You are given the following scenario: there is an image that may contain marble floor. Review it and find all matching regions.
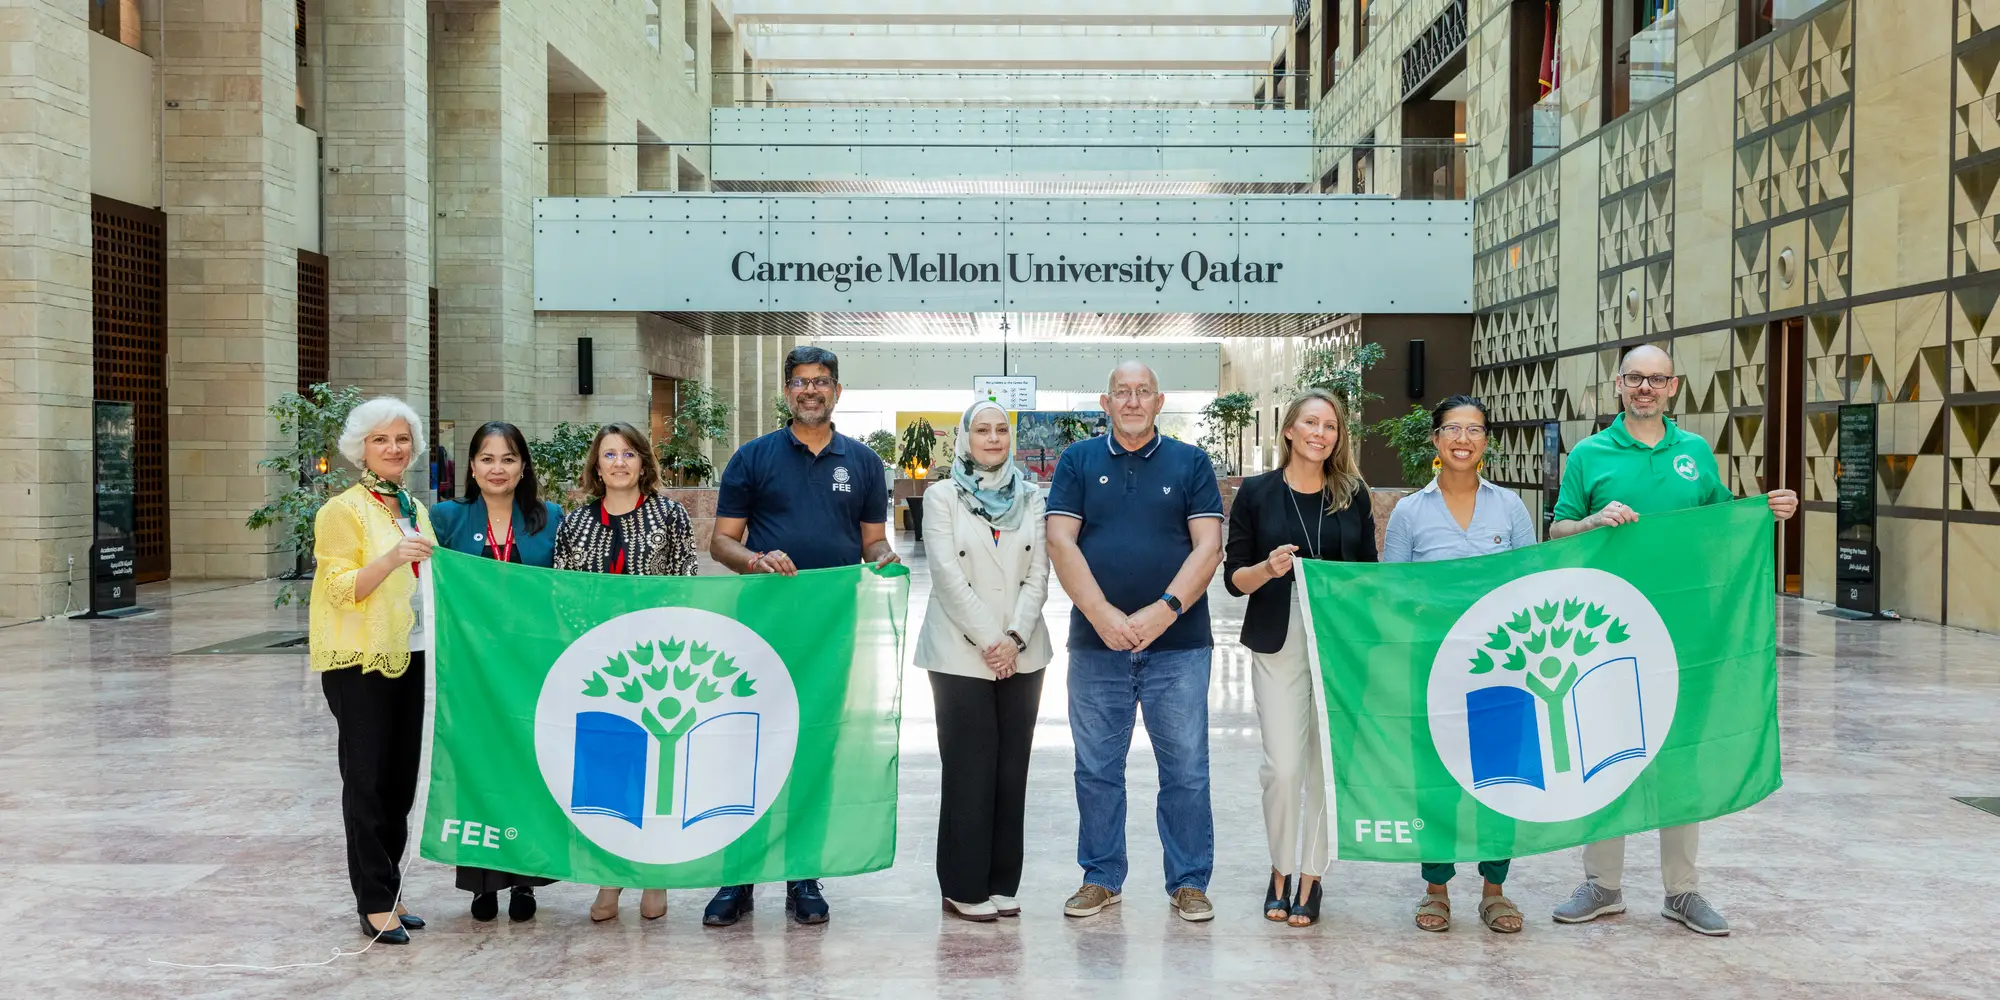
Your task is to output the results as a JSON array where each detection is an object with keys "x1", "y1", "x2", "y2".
[{"x1": 2, "y1": 534, "x2": 1997, "y2": 999}]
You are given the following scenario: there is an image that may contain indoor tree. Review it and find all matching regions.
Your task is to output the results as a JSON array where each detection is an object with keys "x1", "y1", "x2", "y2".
[
  {"x1": 244, "y1": 382, "x2": 364, "y2": 606},
  {"x1": 657, "y1": 380, "x2": 732, "y2": 486},
  {"x1": 1198, "y1": 391, "x2": 1257, "y2": 476}
]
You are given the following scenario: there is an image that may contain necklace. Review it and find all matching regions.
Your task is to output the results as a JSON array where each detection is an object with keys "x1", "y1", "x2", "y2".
[{"x1": 1283, "y1": 471, "x2": 1325, "y2": 561}]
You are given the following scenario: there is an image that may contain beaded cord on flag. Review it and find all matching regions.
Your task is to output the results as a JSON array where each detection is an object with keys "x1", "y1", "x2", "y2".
[{"x1": 147, "y1": 663, "x2": 440, "y2": 971}]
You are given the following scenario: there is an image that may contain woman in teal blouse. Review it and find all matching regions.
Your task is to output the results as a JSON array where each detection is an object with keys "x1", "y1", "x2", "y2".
[{"x1": 428, "y1": 421, "x2": 564, "y2": 922}]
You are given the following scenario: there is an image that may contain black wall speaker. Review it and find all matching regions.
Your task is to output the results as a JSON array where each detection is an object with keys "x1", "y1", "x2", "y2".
[
  {"x1": 1407, "y1": 339, "x2": 1427, "y2": 400},
  {"x1": 578, "y1": 337, "x2": 594, "y2": 396}
]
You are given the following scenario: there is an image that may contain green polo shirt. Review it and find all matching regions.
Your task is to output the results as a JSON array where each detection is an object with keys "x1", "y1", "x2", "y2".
[{"x1": 1551, "y1": 413, "x2": 1734, "y2": 521}]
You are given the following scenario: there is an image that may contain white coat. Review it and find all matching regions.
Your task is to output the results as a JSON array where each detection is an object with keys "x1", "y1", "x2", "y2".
[{"x1": 913, "y1": 482, "x2": 1054, "y2": 679}]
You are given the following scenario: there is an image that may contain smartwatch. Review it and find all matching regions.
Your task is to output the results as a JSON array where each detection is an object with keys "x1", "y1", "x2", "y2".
[{"x1": 1158, "y1": 592, "x2": 1184, "y2": 617}]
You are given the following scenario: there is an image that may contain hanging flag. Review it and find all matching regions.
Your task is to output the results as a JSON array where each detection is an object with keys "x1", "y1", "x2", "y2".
[
  {"x1": 421, "y1": 550, "x2": 909, "y2": 887},
  {"x1": 1539, "y1": 1, "x2": 1558, "y2": 97},
  {"x1": 1299, "y1": 498, "x2": 1781, "y2": 863}
]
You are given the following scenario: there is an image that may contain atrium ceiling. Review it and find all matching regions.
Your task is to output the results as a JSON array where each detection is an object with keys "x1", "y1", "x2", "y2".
[{"x1": 730, "y1": 0, "x2": 1296, "y2": 107}]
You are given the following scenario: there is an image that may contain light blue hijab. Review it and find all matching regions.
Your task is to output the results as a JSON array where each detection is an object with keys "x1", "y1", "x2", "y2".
[{"x1": 950, "y1": 400, "x2": 1033, "y2": 532}]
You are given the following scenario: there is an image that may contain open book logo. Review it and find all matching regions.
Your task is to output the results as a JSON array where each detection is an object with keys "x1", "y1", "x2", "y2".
[
  {"x1": 532, "y1": 607, "x2": 799, "y2": 865},
  {"x1": 1426, "y1": 567, "x2": 1679, "y2": 824}
]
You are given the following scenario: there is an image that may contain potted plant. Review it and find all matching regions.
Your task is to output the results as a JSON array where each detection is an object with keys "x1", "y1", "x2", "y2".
[
  {"x1": 527, "y1": 421, "x2": 597, "y2": 506},
  {"x1": 1369, "y1": 405, "x2": 1439, "y2": 489},
  {"x1": 657, "y1": 380, "x2": 732, "y2": 487},
  {"x1": 244, "y1": 382, "x2": 364, "y2": 606},
  {"x1": 895, "y1": 417, "x2": 939, "y2": 536},
  {"x1": 1198, "y1": 391, "x2": 1256, "y2": 476}
]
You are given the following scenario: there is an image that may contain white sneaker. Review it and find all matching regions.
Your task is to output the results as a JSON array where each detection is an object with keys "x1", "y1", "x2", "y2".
[
  {"x1": 989, "y1": 895, "x2": 1020, "y2": 917},
  {"x1": 942, "y1": 897, "x2": 999, "y2": 922}
]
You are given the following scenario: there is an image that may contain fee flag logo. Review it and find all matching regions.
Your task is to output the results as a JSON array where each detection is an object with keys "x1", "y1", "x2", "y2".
[{"x1": 1298, "y1": 498, "x2": 1782, "y2": 863}]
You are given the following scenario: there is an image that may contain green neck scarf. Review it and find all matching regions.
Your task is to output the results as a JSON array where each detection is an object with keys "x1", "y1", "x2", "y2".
[{"x1": 360, "y1": 469, "x2": 417, "y2": 522}]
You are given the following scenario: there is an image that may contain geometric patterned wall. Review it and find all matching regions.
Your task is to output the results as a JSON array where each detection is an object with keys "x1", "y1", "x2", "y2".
[
  {"x1": 91, "y1": 197, "x2": 170, "y2": 584},
  {"x1": 1470, "y1": 159, "x2": 1560, "y2": 489}
]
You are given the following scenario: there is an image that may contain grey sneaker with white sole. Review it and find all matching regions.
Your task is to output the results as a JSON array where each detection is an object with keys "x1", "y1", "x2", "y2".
[
  {"x1": 1551, "y1": 880, "x2": 1626, "y2": 923},
  {"x1": 1662, "y1": 891, "x2": 1730, "y2": 936}
]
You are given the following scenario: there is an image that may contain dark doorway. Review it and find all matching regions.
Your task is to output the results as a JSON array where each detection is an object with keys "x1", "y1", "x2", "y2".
[
  {"x1": 91, "y1": 196, "x2": 169, "y2": 583},
  {"x1": 1769, "y1": 316, "x2": 1806, "y2": 595}
]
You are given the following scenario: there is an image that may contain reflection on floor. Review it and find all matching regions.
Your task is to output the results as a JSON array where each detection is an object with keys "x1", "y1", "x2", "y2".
[{"x1": 2, "y1": 532, "x2": 1996, "y2": 998}]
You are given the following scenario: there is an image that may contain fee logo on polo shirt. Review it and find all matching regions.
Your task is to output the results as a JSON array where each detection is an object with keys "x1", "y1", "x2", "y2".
[
  {"x1": 832, "y1": 465, "x2": 852, "y2": 493},
  {"x1": 1673, "y1": 454, "x2": 1699, "y2": 481}
]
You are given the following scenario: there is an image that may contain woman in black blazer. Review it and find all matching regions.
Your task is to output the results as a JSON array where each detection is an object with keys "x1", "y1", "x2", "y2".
[{"x1": 1222, "y1": 388, "x2": 1376, "y2": 928}]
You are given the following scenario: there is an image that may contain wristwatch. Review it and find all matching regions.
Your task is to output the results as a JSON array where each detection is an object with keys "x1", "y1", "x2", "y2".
[
  {"x1": 1005, "y1": 630, "x2": 1027, "y2": 652},
  {"x1": 1158, "y1": 592, "x2": 1184, "y2": 617}
]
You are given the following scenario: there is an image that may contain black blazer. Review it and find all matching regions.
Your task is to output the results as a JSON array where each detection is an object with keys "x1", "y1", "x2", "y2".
[{"x1": 1223, "y1": 471, "x2": 1376, "y2": 654}]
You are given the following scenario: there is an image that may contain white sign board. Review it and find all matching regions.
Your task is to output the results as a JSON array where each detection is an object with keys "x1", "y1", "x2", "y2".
[
  {"x1": 533, "y1": 196, "x2": 1472, "y2": 314},
  {"x1": 973, "y1": 376, "x2": 1037, "y2": 410}
]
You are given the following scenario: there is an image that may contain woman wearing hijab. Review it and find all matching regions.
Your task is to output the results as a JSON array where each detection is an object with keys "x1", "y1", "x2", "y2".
[
  {"x1": 430, "y1": 421, "x2": 563, "y2": 922},
  {"x1": 913, "y1": 400, "x2": 1053, "y2": 922}
]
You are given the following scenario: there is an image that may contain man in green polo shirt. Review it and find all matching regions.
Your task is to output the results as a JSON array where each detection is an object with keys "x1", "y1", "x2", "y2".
[{"x1": 1546, "y1": 343, "x2": 1797, "y2": 937}]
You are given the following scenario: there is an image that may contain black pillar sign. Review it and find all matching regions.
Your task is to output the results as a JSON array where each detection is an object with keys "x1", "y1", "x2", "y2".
[
  {"x1": 1832, "y1": 403, "x2": 1884, "y2": 619},
  {"x1": 83, "y1": 401, "x2": 146, "y2": 618}
]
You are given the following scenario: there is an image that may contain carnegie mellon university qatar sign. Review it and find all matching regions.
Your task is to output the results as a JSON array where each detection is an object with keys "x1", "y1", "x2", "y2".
[
  {"x1": 730, "y1": 251, "x2": 1286, "y2": 293},
  {"x1": 533, "y1": 195, "x2": 1471, "y2": 314}
]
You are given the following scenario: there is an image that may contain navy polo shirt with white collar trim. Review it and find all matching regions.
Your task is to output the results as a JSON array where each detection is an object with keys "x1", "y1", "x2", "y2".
[
  {"x1": 717, "y1": 424, "x2": 888, "y2": 572},
  {"x1": 1046, "y1": 431, "x2": 1224, "y2": 651}
]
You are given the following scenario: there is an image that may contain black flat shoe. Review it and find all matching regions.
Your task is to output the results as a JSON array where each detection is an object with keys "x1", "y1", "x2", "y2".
[
  {"x1": 786, "y1": 879, "x2": 830, "y2": 925},
  {"x1": 704, "y1": 884, "x2": 754, "y2": 927},
  {"x1": 361, "y1": 915, "x2": 410, "y2": 945},
  {"x1": 397, "y1": 912, "x2": 425, "y2": 930},
  {"x1": 508, "y1": 887, "x2": 537, "y2": 922},
  {"x1": 1289, "y1": 880, "x2": 1323, "y2": 927},
  {"x1": 1265, "y1": 873, "x2": 1294, "y2": 922},
  {"x1": 470, "y1": 892, "x2": 498, "y2": 922}
]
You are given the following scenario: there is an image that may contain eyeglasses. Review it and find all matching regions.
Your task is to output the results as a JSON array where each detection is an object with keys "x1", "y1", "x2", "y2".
[
  {"x1": 1109, "y1": 388, "x2": 1158, "y2": 403},
  {"x1": 786, "y1": 376, "x2": 837, "y2": 390},
  {"x1": 600, "y1": 450, "x2": 639, "y2": 463},
  {"x1": 1436, "y1": 424, "x2": 1489, "y2": 440},
  {"x1": 1618, "y1": 373, "x2": 1676, "y2": 389}
]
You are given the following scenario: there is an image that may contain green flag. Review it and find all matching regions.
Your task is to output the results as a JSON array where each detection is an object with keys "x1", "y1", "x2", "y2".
[
  {"x1": 421, "y1": 548, "x2": 909, "y2": 887},
  {"x1": 1299, "y1": 497, "x2": 1780, "y2": 863}
]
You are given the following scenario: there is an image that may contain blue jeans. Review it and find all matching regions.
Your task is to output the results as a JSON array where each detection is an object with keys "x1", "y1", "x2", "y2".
[{"x1": 1068, "y1": 645, "x2": 1214, "y2": 896}]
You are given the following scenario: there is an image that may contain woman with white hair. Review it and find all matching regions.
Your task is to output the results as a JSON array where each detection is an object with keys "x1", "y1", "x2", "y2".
[{"x1": 310, "y1": 396, "x2": 436, "y2": 945}]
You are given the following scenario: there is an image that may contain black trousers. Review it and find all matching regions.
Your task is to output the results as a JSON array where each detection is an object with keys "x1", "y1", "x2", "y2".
[
  {"x1": 321, "y1": 656, "x2": 425, "y2": 916},
  {"x1": 928, "y1": 668, "x2": 1044, "y2": 904}
]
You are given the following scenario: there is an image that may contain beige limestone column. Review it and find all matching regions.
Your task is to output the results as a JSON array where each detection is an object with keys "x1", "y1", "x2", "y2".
[
  {"x1": 430, "y1": 2, "x2": 539, "y2": 435},
  {"x1": 323, "y1": 0, "x2": 431, "y2": 486},
  {"x1": 0, "y1": 0, "x2": 93, "y2": 617},
  {"x1": 158, "y1": 0, "x2": 302, "y2": 580}
]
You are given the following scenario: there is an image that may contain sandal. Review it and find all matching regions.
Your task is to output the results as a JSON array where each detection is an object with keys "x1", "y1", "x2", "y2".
[
  {"x1": 1478, "y1": 895, "x2": 1523, "y2": 934},
  {"x1": 1265, "y1": 873, "x2": 1293, "y2": 922},
  {"x1": 1414, "y1": 893, "x2": 1451, "y2": 932}
]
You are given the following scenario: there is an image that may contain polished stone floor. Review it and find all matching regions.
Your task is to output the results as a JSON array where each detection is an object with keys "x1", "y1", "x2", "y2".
[{"x1": 3, "y1": 534, "x2": 1997, "y2": 999}]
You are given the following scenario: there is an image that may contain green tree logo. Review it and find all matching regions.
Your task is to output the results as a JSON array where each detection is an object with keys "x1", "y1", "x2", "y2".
[
  {"x1": 1468, "y1": 598, "x2": 1631, "y2": 775},
  {"x1": 578, "y1": 637, "x2": 757, "y2": 815}
]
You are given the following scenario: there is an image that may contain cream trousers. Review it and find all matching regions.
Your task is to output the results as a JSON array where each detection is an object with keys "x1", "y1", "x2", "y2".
[
  {"x1": 1582, "y1": 823, "x2": 1701, "y2": 895},
  {"x1": 1249, "y1": 603, "x2": 1328, "y2": 877}
]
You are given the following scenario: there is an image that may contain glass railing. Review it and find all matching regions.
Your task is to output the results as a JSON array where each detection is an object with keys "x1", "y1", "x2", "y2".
[
  {"x1": 534, "y1": 139, "x2": 1473, "y2": 199},
  {"x1": 703, "y1": 69, "x2": 1315, "y2": 110}
]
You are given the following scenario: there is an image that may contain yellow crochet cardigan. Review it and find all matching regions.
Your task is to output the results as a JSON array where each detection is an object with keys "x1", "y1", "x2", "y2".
[{"x1": 308, "y1": 483, "x2": 437, "y2": 677}]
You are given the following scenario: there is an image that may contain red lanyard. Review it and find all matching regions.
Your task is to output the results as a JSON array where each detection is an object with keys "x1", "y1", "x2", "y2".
[
  {"x1": 486, "y1": 517, "x2": 516, "y2": 564},
  {"x1": 600, "y1": 503, "x2": 627, "y2": 575},
  {"x1": 369, "y1": 492, "x2": 420, "y2": 578}
]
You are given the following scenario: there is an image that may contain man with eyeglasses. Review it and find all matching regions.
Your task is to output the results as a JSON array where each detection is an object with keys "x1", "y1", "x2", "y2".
[
  {"x1": 1046, "y1": 361, "x2": 1225, "y2": 923},
  {"x1": 1546, "y1": 343, "x2": 1796, "y2": 937},
  {"x1": 704, "y1": 344, "x2": 898, "y2": 928}
]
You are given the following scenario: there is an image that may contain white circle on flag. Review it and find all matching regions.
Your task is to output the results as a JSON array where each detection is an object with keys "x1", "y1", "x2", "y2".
[
  {"x1": 1426, "y1": 568, "x2": 1678, "y2": 824},
  {"x1": 533, "y1": 607, "x2": 798, "y2": 864}
]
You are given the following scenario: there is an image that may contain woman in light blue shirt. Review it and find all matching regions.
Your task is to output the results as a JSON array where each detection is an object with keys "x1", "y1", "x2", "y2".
[{"x1": 1383, "y1": 394, "x2": 1535, "y2": 935}]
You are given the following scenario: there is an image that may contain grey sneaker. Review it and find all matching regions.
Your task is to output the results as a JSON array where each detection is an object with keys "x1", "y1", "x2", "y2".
[
  {"x1": 1662, "y1": 891, "x2": 1730, "y2": 936},
  {"x1": 1063, "y1": 884, "x2": 1121, "y2": 918},
  {"x1": 1171, "y1": 887, "x2": 1215, "y2": 922},
  {"x1": 1551, "y1": 880, "x2": 1626, "y2": 923}
]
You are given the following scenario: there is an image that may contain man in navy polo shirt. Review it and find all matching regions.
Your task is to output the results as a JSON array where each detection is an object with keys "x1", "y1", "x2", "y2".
[
  {"x1": 702, "y1": 344, "x2": 898, "y2": 928},
  {"x1": 1047, "y1": 361, "x2": 1225, "y2": 923}
]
